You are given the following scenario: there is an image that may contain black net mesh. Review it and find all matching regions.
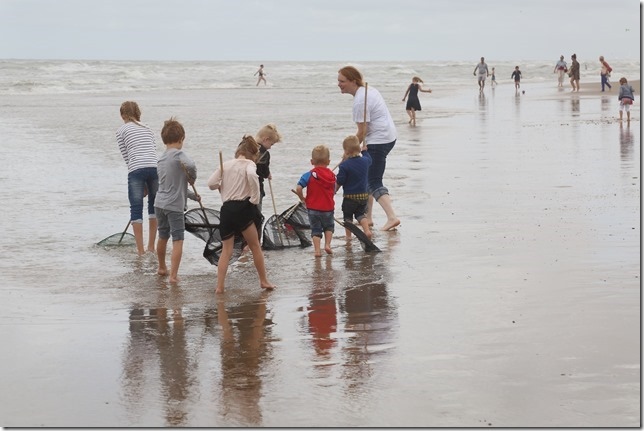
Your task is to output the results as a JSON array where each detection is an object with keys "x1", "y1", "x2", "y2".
[
  {"x1": 96, "y1": 232, "x2": 136, "y2": 247},
  {"x1": 335, "y1": 218, "x2": 381, "y2": 253},
  {"x1": 184, "y1": 207, "x2": 245, "y2": 265},
  {"x1": 262, "y1": 202, "x2": 312, "y2": 250}
]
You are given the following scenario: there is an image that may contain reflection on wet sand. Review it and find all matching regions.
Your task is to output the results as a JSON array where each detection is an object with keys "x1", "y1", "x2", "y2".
[
  {"x1": 300, "y1": 242, "x2": 399, "y2": 394},
  {"x1": 339, "y1": 248, "x2": 398, "y2": 393},
  {"x1": 121, "y1": 280, "x2": 274, "y2": 427},
  {"x1": 307, "y1": 258, "x2": 338, "y2": 360},
  {"x1": 122, "y1": 284, "x2": 193, "y2": 426},
  {"x1": 619, "y1": 123, "x2": 634, "y2": 162},
  {"x1": 213, "y1": 292, "x2": 273, "y2": 426}
]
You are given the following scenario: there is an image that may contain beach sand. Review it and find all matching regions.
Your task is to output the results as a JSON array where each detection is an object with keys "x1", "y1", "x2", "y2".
[
  {"x1": 547, "y1": 79, "x2": 640, "y2": 96},
  {"x1": 0, "y1": 80, "x2": 639, "y2": 427}
]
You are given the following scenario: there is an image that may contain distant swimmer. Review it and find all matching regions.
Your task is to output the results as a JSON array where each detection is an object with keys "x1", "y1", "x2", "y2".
[{"x1": 254, "y1": 64, "x2": 267, "y2": 86}]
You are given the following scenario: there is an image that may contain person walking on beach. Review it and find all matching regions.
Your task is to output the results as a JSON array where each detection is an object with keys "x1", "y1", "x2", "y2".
[
  {"x1": 599, "y1": 56, "x2": 613, "y2": 91},
  {"x1": 335, "y1": 135, "x2": 372, "y2": 241},
  {"x1": 255, "y1": 123, "x2": 282, "y2": 214},
  {"x1": 511, "y1": 66, "x2": 522, "y2": 92},
  {"x1": 295, "y1": 145, "x2": 336, "y2": 257},
  {"x1": 554, "y1": 55, "x2": 568, "y2": 87},
  {"x1": 154, "y1": 117, "x2": 200, "y2": 283},
  {"x1": 338, "y1": 65, "x2": 401, "y2": 231},
  {"x1": 569, "y1": 54, "x2": 580, "y2": 92},
  {"x1": 491, "y1": 67, "x2": 497, "y2": 88},
  {"x1": 116, "y1": 101, "x2": 159, "y2": 256},
  {"x1": 402, "y1": 76, "x2": 432, "y2": 126},
  {"x1": 617, "y1": 77, "x2": 635, "y2": 123},
  {"x1": 254, "y1": 64, "x2": 267, "y2": 86},
  {"x1": 473, "y1": 57, "x2": 490, "y2": 92},
  {"x1": 207, "y1": 135, "x2": 276, "y2": 294}
]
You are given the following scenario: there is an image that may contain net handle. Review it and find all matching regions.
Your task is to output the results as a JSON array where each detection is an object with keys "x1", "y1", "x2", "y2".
[
  {"x1": 181, "y1": 162, "x2": 210, "y2": 226},
  {"x1": 118, "y1": 220, "x2": 131, "y2": 243},
  {"x1": 269, "y1": 178, "x2": 285, "y2": 244},
  {"x1": 362, "y1": 82, "x2": 368, "y2": 145}
]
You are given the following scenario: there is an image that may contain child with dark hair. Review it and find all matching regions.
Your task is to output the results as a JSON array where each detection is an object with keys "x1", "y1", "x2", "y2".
[
  {"x1": 208, "y1": 135, "x2": 276, "y2": 294},
  {"x1": 618, "y1": 77, "x2": 635, "y2": 123},
  {"x1": 154, "y1": 117, "x2": 200, "y2": 283}
]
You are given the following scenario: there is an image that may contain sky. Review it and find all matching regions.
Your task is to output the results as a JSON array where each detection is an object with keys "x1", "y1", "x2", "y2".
[{"x1": 0, "y1": 0, "x2": 641, "y2": 61}]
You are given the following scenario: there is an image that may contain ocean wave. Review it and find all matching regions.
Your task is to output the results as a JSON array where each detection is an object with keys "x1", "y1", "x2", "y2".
[{"x1": 0, "y1": 59, "x2": 639, "y2": 95}]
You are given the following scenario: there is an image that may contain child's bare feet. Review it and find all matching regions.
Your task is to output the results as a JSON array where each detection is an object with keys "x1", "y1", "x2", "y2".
[
  {"x1": 169, "y1": 275, "x2": 180, "y2": 283},
  {"x1": 314, "y1": 251, "x2": 322, "y2": 257},
  {"x1": 261, "y1": 282, "x2": 276, "y2": 290},
  {"x1": 324, "y1": 246, "x2": 333, "y2": 255},
  {"x1": 215, "y1": 287, "x2": 225, "y2": 294},
  {"x1": 157, "y1": 267, "x2": 168, "y2": 276},
  {"x1": 381, "y1": 218, "x2": 401, "y2": 231}
]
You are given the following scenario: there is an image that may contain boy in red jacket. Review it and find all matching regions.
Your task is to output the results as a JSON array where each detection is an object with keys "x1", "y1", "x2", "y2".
[{"x1": 295, "y1": 145, "x2": 336, "y2": 257}]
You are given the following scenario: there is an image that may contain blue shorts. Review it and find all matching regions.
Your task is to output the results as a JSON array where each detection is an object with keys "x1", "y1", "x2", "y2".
[
  {"x1": 307, "y1": 209, "x2": 334, "y2": 238},
  {"x1": 128, "y1": 167, "x2": 158, "y2": 223},
  {"x1": 155, "y1": 207, "x2": 185, "y2": 241}
]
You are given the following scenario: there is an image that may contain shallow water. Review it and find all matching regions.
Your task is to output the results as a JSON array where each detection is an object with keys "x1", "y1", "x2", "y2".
[{"x1": 0, "y1": 62, "x2": 640, "y2": 427}]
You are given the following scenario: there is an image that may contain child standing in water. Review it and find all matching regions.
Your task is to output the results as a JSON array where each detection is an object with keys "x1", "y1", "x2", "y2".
[
  {"x1": 154, "y1": 117, "x2": 200, "y2": 283},
  {"x1": 295, "y1": 145, "x2": 336, "y2": 257},
  {"x1": 207, "y1": 135, "x2": 276, "y2": 294},
  {"x1": 254, "y1": 123, "x2": 282, "y2": 213},
  {"x1": 335, "y1": 135, "x2": 372, "y2": 240},
  {"x1": 402, "y1": 76, "x2": 432, "y2": 126},
  {"x1": 617, "y1": 77, "x2": 635, "y2": 123},
  {"x1": 116, "y1": 100, "x2": 158, "y2": 256},
  {"x1": 511, "y1": 66, "x2": 522, "y2": 91}
]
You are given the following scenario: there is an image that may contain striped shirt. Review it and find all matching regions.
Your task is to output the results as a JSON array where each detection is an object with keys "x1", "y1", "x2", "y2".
[{"x1": 116, "y1": 122, "x2": 159, "y2": 173}]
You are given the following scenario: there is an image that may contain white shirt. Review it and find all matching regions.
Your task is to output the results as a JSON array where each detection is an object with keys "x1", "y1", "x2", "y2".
[
  {"x1": 352, "y1": 85, "x2": 397, "y2": 145},
  {"x1": 207, "y1": 157, "x2": 260, "y2": 205}
]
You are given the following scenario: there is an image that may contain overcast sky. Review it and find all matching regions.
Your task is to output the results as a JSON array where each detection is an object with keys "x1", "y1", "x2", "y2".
[{"x1": 0, "y1": 0, "x2": 640, "y2": 61}]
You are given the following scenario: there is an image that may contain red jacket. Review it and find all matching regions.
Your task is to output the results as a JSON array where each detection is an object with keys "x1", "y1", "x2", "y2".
[{"x1": 299, "y1": 166, "x2": 336, "y2": 211}]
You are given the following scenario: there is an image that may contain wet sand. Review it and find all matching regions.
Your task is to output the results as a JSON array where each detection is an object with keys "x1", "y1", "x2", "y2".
[{"x1": 0, "y1": 81, "x2": 639, "y2": 427}]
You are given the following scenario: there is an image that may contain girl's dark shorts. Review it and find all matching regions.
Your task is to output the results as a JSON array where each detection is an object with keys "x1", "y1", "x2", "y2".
[{"x1": 220, "y1": 199, "x2": 262, "y2": 240}]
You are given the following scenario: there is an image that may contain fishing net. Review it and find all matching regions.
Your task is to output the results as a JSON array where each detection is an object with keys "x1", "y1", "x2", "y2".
[
  {"x1": 262, "y1": 202, "x2": 312, "y2": 250},
  {"x1": 184, "y1": 207, "x2": 245, "y2": 266},
  {"x1": 334, "y1": 218, "x2": 381, "y2": 253},
  {"x1": 96, "y1": 232, "x2": 136, "y2": 247}
]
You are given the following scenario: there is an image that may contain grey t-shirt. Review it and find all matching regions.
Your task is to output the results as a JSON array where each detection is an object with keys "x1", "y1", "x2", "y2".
[{"x1": 155, "y1": 148, "x2": 197, "y2": 212}]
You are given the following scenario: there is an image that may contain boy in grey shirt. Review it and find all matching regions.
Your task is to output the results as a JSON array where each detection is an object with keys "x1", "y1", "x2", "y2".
[{"x1": 155, "y1": 117, "x2": 200, "y2": 283}]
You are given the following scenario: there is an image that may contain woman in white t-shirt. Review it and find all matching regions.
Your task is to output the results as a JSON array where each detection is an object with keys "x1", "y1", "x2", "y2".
[{"x1": 337, "y1": 66, "x2": 400, "y2": 231}]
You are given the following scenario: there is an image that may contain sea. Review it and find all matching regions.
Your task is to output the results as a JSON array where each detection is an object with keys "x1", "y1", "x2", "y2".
[{"x1": 0, "y1": 59, "x2": 640, "y2": 427}]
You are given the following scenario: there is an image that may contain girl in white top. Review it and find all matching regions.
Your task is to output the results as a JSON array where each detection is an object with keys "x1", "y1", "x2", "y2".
[{"x1": 208, "y1": 135, "x2": 275, "y2": 294}]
